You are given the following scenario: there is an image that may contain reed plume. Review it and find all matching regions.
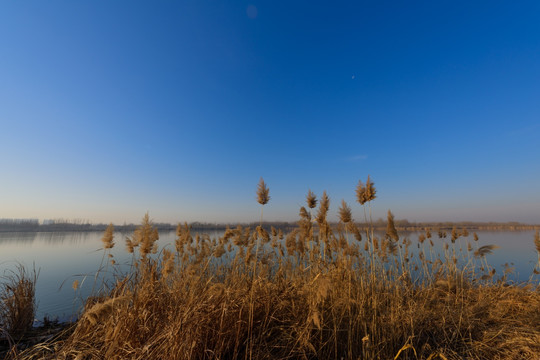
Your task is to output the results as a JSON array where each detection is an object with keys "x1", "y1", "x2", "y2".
[
  {"x1": 101, "y1": 223, "x2": 115, "y2": 249},
  {"x1": 347, "y1": 222, "x2": 362, "y2": 242},
  {"x1": 338, "y1": 200, "x2": 352, "y2": 223},
  {"x1": 306, "y1": 189, "x2": 317, "y2": 209},
  {"x1": 161, "y1": 249, "x2": 175, "y2": 277},
  {"x1": 474, "y1": 245, "x2": 500, "y2": 258},
  {"x1": 385, "y1": 210, "x2": 399, "y2": 242},
  {"x1": 355, "y1": 175, "x2": 377, "y2": 204},
  {"x1": 365, "y1": 175, "x2": 376, "y2": 202},
  {"x1": 256, "y1": 177, "x2": 270, "y2": 205},
  {"x1": 136, "y1": 213, "x2": 159, "y2": 258},
  {"x1": 356, "y1": 180, "x2": 366, "y2": 205},
  {"x1": 451, "y1": 226, "x2": 458, "y2": 243},
  {"x1": 299, "y1": 206, "x2": 310, "y2": 221},
  {"x1": 125, "y1": 238, "x2": 135, "y2": 253},
  {"x1": 316, "y1": 191, "x2": 330, "y2": 224},
  {"x1": 256, "y1": 225, "x2": 270, "y2": 243}
]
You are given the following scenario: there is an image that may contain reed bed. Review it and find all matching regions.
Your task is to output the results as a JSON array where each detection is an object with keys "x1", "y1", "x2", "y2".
[{"x1": 13, "y1": 179, "x2": 540, "y2": 359}]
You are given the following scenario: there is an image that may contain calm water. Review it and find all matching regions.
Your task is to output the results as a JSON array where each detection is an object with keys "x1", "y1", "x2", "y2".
[{"x1": 0, "y1": 230, "x2": 538, "y2": 323}]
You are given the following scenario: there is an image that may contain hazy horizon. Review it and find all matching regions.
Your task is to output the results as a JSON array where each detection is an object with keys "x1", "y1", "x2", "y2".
[{"x1": 2, "y1": 1, "x2": 539, "y2": 225}]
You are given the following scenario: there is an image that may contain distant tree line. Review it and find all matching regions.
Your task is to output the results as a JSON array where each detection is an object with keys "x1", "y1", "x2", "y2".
[
  {"x1": 0, "y1": 218, "x2": 537, "y2": 233},
  {"x1": 0, "y1": 218, "x2": 41, "y2": 231}
]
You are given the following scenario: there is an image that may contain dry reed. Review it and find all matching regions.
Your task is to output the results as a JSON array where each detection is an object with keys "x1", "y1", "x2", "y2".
[
  {"x1": 0, "y1": 265, "x2": 37, "y2": 340},
  {"x1": 15, "y1": 179, "x2": 540, "y2": 360}
]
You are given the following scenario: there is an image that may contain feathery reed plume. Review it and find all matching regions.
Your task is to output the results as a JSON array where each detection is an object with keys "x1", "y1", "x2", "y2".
[
  {"x1": 451, "y1": 226, "x2": 458, "y2": 243},
  {"x1": 299, "y1": 206, "x2": 310, "y2": 221},
  {"x1": 386, "y1": 238, "x2": 398, "y2": 256},
  {"x1": 473, "y1": 232, "x2": 479, "y2": 242},
  {"x1": 306, "y1": 189, "x2": 318, "y2": 209},
  {"x1": 298, "y1": 206, "x2": 312, "y2": 243},
  {"x1": 161, "y1": 249, "x2": 175, "y2": 277},
  {"x1": 257, "y1": 225, "x2": 270, "y2": 243},
  {"x1": 223, "y1": 226, "x2": 235, "y2": 242},
  {"x1": 175, "y1": 223, "x2": 185, "y2": 254},
  {"x1": 101, "y1": 223, "x2": 115, "y2": 249},
  {"x1": 338, "y1": 200, "x2": 352, "y2": 223},
  {"x1": 418, "y1": 234, "x2": 426, "y2": 244},
  {"x1": 373, "y1": 236, "x2": 379, "y2": 250},
  {"x1": 256, "y1": 177, "x2": 270, "y2": 205},
  {"x1": 125, "y1": 238, "x2": 135, "y2": 253},
  {"x1": 356, "y1": 180, "x2": 366, "y2": 205},
  {"x1": 474, "y1": 245, "x2": 500, "y2": 258},
  {"x1": 425, "y1": 229, "x2": 432, "y2": 239},
  {"x1": 365, "y1": 175, "x2": 376, "y2": 202},
  {"x1": 285, "y1": 230, "x2": 297, "y2": 255},
  {"x1": 83, "y1": 296, "x2": 130, "y2": 326},
  {"x1": 356, "y1": 175, "x2": 377, "y2": 204},
  {"x1": 316, "y1": 191, "x2": 330, "y2": 224},
  {"x1": 214, "y1": 242, "x2": 226, "y2": 258},
  {"x1": 385, "y1": 210, "x2": 399, "y2": 242},
  {"x1": 136, "y1": 213, "x2": 159, "y2": 258},
  {"x1": 347, "y1": 222, "x2": 362, "y2": 242}
]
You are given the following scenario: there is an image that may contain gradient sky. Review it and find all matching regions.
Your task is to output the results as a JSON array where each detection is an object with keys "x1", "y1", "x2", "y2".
[{"x1": 1, "y1": 1, "x2": 539, "y2": 224}]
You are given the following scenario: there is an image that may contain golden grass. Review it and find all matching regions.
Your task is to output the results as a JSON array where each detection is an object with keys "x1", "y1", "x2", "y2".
[{"x1": 11, "y1": 178, "x2": 540, "y2": 359}]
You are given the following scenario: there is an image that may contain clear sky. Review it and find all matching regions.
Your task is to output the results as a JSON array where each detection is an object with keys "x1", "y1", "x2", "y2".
[{"x1": 1, "y1": 1, "x2": 539, "y2": 224}]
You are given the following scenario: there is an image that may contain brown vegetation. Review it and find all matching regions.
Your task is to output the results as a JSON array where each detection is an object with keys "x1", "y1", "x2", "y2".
[
  {"x1": 0, "y1": 265, "x2": 38, "y2": 358},
  {"x1": 8, "y1": 178, "x2": 540, "y2": 359}
]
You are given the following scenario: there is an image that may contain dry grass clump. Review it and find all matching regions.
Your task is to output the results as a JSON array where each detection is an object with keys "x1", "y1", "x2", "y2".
[
  {"x1": 17, "y1": 178, "x2": 540, "y2": 360},
  {"x1": 0, "y1": 265, "x2": 37, "y2": 340}
]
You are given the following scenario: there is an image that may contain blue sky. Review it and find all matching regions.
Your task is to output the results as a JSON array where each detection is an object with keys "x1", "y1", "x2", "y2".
[{"x1": 1, "y1": 1, "x2": 539, "y2": 224}]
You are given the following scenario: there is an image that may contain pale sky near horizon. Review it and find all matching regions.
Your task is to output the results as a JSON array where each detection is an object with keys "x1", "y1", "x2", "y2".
[{"x1": 1, "y1": 1, "x2": 540, "y2": 224}]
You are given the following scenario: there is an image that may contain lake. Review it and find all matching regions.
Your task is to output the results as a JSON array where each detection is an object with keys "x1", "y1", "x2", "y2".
[{"x1": 0, "y1": 229, "x2": 538, "y2": 323}]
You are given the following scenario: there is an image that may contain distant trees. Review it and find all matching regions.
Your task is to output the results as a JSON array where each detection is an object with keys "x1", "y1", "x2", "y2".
[
  {"x1": 0, "y1": 218, "x2": 537, "y2": 233},
  {"x1": 0, "y1": 218, "x2": 40, "y2": 232}
]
